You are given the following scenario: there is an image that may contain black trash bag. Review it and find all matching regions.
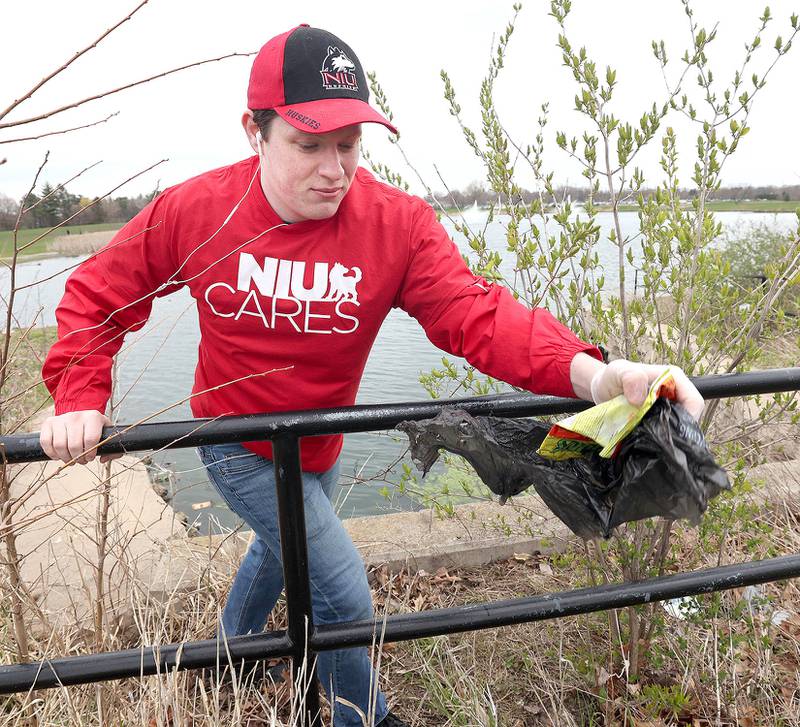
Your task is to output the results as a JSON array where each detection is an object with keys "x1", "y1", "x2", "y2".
[
  {"x1": 607, "y1": 397, "x2": 730, "y2": 530},
  {"x1": 397, "y1": 399, "x2": 730, "y2": 539},
  {"x1": 397, "y1": 409, "x2": 618, "y2": 539}
]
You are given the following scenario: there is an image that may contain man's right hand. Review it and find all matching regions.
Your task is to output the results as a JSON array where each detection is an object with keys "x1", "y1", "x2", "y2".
[{"x1": 40, "y1": 410, "x2": 123, "y2": 465}]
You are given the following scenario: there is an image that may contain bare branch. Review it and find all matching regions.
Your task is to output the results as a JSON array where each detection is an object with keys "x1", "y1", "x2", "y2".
[
  {"x1": 50, "y1": 198, "x2": 285, "y2": 348},
  {"x1": 0, "y1": 153, "x2": 49, "y2": 408},
  {"x1": 0, "y1": 322, "x2": 41, "y2": 385},
  {"x1": 0, "y1": 113, "x2": 119, "y2": 145},
  {"x1": 0, "y1": 52, "x2": 255, "y2": 131},
  {"x1": 12, "y1": 192, "x2": 282, "y2": 410},
  {"x1": 112, "y1": 302, "x2": 194, "y2": 412},
  {"x1": 17, "y1": 158, "x2": 167, "y2": 253},
  {"x1": 1, "y1": 294, "x2": 189, "y2": 419},
  {"x1": 0, "y1": 0, "x2": 149, "y2": 123},
  {"x1": 22, "y1": 160, "x2": 103, "y2": 215}
]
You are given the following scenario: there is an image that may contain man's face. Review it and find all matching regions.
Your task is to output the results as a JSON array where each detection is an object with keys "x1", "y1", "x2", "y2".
[{"x1": 257, "y1": 116, "x2": 361, "y2": 223}]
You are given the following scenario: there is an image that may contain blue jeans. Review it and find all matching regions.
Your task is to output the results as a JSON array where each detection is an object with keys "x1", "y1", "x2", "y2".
[{"x1": 197, "y1": 442, "x2": 388, "y2": 727}]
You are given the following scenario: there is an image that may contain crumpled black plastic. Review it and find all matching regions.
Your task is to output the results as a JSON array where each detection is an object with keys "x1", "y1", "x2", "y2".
[{"x1": 397, "y1": 399, "x2": 730, "y2": 539}]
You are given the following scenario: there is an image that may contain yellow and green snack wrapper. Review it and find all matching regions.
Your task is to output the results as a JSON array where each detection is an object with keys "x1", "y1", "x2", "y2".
[{"x1": 537, "y1": 368, "x2": 678, "y2": 461}]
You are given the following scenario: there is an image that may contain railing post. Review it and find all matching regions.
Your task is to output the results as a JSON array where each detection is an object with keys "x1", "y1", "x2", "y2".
[{"x1": 272, "y1": 434, "x2": 321, "y2": 727}]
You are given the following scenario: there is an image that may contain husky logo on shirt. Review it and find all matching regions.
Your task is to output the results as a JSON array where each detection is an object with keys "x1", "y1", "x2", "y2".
[
  {"x1": 320, "y1": 46, "x2": 358, "y2": 92},
  {"x1": 203, "y1": 253, "x2": 362, "y2": 334},
  {"x1": 328, "y1": 262, "x2": 362, "y2": 301}
]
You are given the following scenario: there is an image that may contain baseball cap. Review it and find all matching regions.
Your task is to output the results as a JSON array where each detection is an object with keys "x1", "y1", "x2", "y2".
[{"x1": 247, "y1": 25, "x2": 398, "y2": 135}]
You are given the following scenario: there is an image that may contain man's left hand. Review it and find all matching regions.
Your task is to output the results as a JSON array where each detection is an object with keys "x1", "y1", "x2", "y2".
[
  {"x1": 570, "y1": 354, "x2": 705, "y2": 420},
  {"x1": 591, "y1": 360, "x2": 704, "y2": 419}
]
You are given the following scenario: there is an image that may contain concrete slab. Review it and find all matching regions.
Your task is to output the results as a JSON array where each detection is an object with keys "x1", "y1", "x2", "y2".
[
  {"x1": 709, "y1": 396, "x2": 800, "y2": 462},
  {"x1": 746, "y1": 458, "x2": 800, "y2": 504},
  {"x1": 343, "y1": 496, "x2": 574, "y2": 573},
  {"x1": 9, "y1": 455, "x2": 188, "y2": 632},
  {"x1": 189, "y1": 493, "x2": 576, "y2": 577}
]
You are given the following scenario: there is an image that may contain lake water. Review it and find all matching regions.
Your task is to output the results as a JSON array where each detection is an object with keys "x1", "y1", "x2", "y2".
[{"x1": 2, "y1": 209, "x2": 796, "y2": 532}]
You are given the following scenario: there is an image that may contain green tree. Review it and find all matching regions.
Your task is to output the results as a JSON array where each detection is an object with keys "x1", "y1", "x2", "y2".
[{"x1": 36, "y1": 182, "x2": 79, "y2": 227}]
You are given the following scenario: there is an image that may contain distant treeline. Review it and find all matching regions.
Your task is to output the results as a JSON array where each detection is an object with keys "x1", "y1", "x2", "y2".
[
  {"x1": 425, "y1": 183, "x2": 800, "y2": 208},
  {"x1": 0, "y1": 183, "x2": 158, "y2": 231},
  {"x1": 2, "y1": 180, "x2": 798, "y2": 231}
]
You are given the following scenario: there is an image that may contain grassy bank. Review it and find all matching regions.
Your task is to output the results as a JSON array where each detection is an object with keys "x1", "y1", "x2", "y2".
[
  {"x1": 603, "y1": 200, "x2": 800, "y2": 213},
  {"x1": 705, "y1": 199, "x2": 800, "y2": 212},
  {"x1": 1, "y1": 326, "x2": 56, "y2": 430},
  {"x1": 0, "y1": 222, "x2": 122, "y2": 259}
]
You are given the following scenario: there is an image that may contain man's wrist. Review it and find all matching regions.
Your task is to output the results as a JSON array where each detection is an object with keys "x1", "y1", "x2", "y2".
[
  {"x1": 570, "y1": 352, "x2": 606, "y2": 401},
  {"x1": 54, "y1": 400, "x2": 107, "y2": 416}
]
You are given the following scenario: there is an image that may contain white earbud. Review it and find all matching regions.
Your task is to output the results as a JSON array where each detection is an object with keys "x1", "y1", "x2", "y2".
[{"x1": 255, "y1": 130, "x2": 263, "y2": 156}]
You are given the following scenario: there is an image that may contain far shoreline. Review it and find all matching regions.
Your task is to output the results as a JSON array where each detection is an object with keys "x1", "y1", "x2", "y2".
[
  {"x1": 437, "y1": 200, "x2": 800, "y2": 215},
  {"x1": 2, "y1": 200, "x2": 798, "y2": 264}
]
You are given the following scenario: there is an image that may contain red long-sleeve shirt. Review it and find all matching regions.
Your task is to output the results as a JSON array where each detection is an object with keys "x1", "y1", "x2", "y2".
[{"x1": 42, "y1": 157, "x2": 601, "y2": 471}]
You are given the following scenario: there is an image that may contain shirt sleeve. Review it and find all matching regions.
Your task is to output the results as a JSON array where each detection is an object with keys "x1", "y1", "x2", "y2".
[
  {"x1": 41, "y1": 193, "x2": 181, "y2": 414},
  {"x1": 394, "y1": 204, "x2": 603, "y2": 398}
]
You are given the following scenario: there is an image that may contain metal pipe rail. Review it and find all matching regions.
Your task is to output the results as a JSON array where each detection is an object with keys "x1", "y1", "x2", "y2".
[
  {"x1": 0, "y1": 366, "x2": 799, "y2": 726},
  {"x1": 3, "y1": 367, "x2": 800, "y2": 463},
  {"x1": 1, "y1": 553, "x2": 799, "y2": 694}
]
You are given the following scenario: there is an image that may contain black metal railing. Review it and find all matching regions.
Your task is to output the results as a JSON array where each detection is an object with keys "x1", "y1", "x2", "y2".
[{"x1": 2, "y1": 366, "x2": 800, "y2": 726}]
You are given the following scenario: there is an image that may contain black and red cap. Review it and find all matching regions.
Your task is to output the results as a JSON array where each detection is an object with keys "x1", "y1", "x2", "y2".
[{"x1": 247, "y1": 25, "x2": 398, "y2": 135}]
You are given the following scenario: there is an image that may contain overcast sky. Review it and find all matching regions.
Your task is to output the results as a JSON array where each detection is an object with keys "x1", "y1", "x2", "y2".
[{"x1": 2, "y1": 1, "x2": 799, "y2": 202}]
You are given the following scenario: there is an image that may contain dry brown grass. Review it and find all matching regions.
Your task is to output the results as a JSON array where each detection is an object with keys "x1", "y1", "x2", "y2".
[
  {"x1": 0, "y1": 472, "x2": 798, "y2": 725},
  {"x1": 50, "y1": 230, "x2": 116, "y2": 256},
  {"x1": 0, "y1": 529, "x2": 330, "y2": 726},
  {"x1": 374, "y1": 496, "x2": 800, "y2": 726}
]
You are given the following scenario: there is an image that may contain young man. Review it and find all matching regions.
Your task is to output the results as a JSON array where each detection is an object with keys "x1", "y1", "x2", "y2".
[{"x1": 40, "y1": 25, "x2": 703, "y2": 726}]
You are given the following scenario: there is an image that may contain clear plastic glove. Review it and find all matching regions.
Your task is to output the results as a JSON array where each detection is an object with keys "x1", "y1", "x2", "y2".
[
  {"x1": 39, "y1": 410, "x2": 123, "y2": 465},
  {"x1": 589, "y1": 360, "x2": 705, "y2": 421}
]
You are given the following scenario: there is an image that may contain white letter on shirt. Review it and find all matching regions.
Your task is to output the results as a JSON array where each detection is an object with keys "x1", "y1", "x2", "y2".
[{"x1": 237, "y1": 253, "x2": 278, "y2": 296}]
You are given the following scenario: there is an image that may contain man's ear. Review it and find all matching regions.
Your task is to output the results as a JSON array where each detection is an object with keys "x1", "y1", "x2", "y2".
[{"x1": 241, "y1": 110, "x2": 260, "y2": 153}]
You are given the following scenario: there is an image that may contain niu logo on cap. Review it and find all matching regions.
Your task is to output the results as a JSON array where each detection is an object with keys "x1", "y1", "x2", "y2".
[{"x1": 320, "y1": 46, "x2": 359, "y2": 92}]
